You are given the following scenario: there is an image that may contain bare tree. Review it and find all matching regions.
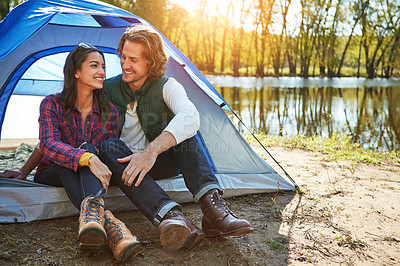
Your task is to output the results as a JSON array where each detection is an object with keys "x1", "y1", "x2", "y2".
[
  {"x1": 277, "y1": 0, "x2": 293, "y2": 75},
  {"x1": 254, "y1": 0, "x2": 275, "y2": 76},
  {"x1": 231, "y1": 0, "x2": 247, "y2": 76},
  {"x1": 220, "y1": 1, "x2": 233, "y2": 73},
  {"x1": 337, "y1": 3, "x2": 360, "y2": 76}
]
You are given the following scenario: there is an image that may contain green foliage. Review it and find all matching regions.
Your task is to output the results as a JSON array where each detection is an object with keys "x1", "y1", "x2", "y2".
[
  {"x1": 0, "y1": 0, "x2": 25, "y2": 20},
  {"x1": 265, "y1": 236, "x2": 289, "y2": 253},
  {"x1": 132, "y1": 0, "x2": 167, "y2": 32}
]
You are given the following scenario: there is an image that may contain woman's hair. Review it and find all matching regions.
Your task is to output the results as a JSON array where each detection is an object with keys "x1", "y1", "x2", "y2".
[
  {"x1": 117, "y1": 24, "x2": 168, "y2": 80},
  {"x1": 62, "y1": 43, "x2": 111, "y2": 128}
]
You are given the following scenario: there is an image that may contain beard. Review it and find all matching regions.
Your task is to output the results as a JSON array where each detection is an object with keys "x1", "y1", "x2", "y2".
[{"x1": 123, "y1": 71, "x2": 148, "y2": 84}]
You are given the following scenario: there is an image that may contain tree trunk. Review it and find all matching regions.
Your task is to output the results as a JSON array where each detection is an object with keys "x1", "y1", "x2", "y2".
[
  {"x1": 357, "y1": 38, "x2": 362, "y2": 78},
  {"x1": 254, "y1": 22, "x2": 261, "y2": 76},
  {"x1": 220, "y1": 2, "x2": 232, "y2": 73},
  {"x1": 286, "y1": 50, "x2": 296, "y2": 75},
  {"x1": 272, "y1": 37, "x2": 281, "y2": 76},
  {"x1": 279, "y1": 0, "x2": 292, "y2": 74},
  {"x1": 232, "y1": 0, "x2": 247, "y2": 77},
  {"x1": 337, "y1": 15, "x2": 359, "y2": 76},
  {"x1": 385, "y1": 30, "x2": 400, "y2": 78},
  {"x1": 366, "y1": 64, "x2": 374, "y2": 79}
]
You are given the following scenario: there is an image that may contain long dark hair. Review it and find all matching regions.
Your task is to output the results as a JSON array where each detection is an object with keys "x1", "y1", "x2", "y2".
[{"x1": 62, "y1": 43, "x2": 111, "y2": 128}]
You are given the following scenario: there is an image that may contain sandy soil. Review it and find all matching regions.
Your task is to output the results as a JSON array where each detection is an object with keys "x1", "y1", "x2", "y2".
[{"x1": 1, "y1": 146, "x2": 399, "y2": 265}]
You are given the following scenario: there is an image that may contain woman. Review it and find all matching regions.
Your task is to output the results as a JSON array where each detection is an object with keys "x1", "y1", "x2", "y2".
[{"x1": 35, "y1": 43, "x2": 139, "y2": 263}]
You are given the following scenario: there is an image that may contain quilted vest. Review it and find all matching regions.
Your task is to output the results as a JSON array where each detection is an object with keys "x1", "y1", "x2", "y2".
[{"x1": 105, "y1": 75, "x2": 173, "y2": 142}]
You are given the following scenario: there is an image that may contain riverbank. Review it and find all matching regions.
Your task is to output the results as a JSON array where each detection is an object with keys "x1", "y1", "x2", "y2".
[{"x1": 0, "y1": 136, "x2": 399, "y2": 265}]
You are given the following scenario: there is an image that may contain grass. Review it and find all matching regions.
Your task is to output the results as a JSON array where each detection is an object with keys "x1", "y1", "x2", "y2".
[
  {"x1": 335, "y1": 234, "x2": 367, "y2": 250},
  {"x1": 265, "y1": 239, "x2": 282, "y2": 252},
  {"x1": 265, "y1": 236, "x2": 289, "y2": 253},
  {"x1": 245, "y1": 132, "x2": 400, "y2": 164}
]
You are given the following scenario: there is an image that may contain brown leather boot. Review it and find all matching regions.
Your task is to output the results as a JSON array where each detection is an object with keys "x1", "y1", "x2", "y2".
[
  {"x1": 104, "y1": 210, "x2": 140, "y2": 263},
  {"x1": 183, "y1": 218, "x2": 206, "y2": 250},
  {"x1": 158, "y1": 209, "x2": 205, "y2": 251},
  {"x1": 78, "y1": 194, "x2": 107, "y2": 250},
  {"x1": 200, "y1": 189, "x2": 253, "y2": 238}
]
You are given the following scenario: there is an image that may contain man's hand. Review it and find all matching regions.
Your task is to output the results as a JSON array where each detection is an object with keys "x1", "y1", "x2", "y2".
[
  {"x1": 0, "y1": 169, "x2": 28, "y2": 180},
  {"x1": 117, "y1": 149, "x2": 157, "y2": 187},
  {"x1": 117, "y1": 131, "x2": 177, "y2": 187},
  {"x1": 88, "y1": 155, "x2": 112, "y2": 188}
]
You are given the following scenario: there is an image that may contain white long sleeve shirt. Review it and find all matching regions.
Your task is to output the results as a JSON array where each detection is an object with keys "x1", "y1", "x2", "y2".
[{"x1": 119, "y1": 77, "x2": 200, "y2": 153}]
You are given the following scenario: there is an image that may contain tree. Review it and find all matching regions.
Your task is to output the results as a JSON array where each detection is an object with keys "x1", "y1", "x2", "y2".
[
  {"x1": 336, "y1": 2, "x2": 360, "y2": 77},
  {"x1": 164, "y1": 4, "x2": 189, "y2": 46},
  {"x1": 0, "y1": 0, "x2": 10, "y2": 20},
  {"x1": 231, "y1": 0, "x2": 248, "y2": 76},
  {"x1": 0, "y1": 0, "x2": 25, "y2": 20},
  {"x1": 276, "y1": 0, "x2": 293, "y2": 75},
  {"x1": 358, "y1": 0, "x2": 400, "y2": 78},
  {"x1": 220, "y1": 1, "x2": 233, "y2": 73},
  {"x1": 132, "y1": 0, "x2": 167, "y2": 33},
  {"x1": 254, "y1": 0, "x2": 275, "y2": 76}
]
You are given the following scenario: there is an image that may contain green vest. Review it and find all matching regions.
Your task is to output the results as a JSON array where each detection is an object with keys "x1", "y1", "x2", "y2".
[{"x1": 105, "y1": 75, "x2": 173, "y2": 142}]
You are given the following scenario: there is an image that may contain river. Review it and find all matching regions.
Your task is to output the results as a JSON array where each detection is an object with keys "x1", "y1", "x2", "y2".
[{"x1": 207, "y1": 76, "x2": 400, "y2": 151}]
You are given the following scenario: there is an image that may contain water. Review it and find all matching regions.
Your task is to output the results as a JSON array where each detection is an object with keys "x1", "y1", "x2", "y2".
[{"x1": 207, "y1": 76, "x2": 400, "y2": 151}]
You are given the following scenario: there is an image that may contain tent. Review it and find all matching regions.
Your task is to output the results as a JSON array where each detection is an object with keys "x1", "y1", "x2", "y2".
[{"x1": 0, "y1": 0, "x2": 295, "y2": 223}]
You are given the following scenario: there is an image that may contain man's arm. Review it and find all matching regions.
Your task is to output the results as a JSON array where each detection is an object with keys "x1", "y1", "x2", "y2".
[
  {"x1": 117, "y1": 131, "x2": 176, "y2": 187},
  {"x1": 162, "y1": 78, "x2": 199, "y2": 144},
  {"x1": 0, "y1": 147, "x2": 43, "y2": 180}
]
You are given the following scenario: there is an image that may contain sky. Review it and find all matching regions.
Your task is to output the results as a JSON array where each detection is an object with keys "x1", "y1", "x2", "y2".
[{"x1": 168, "y1": 0, "x2": 303, "y2": 34}]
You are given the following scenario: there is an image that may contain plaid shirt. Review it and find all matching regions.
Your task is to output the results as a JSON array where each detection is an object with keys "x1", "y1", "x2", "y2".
[{"x1": 35, "y1": 94, "x2": 119, "y2": 179}]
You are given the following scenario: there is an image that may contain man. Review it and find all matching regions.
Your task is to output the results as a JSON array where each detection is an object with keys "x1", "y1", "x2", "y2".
[{"x1": 0, "y1": 24, "x2": 252, "y2": 252}]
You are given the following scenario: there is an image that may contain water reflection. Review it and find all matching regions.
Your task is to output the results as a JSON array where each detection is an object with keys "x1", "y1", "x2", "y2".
[{"x1": 209, "y1": 77, "x2": 400, "y2": 151}]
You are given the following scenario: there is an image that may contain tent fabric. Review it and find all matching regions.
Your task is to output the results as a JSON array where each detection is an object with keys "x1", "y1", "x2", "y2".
[
  {"x1": 1, "y1": 170, "x2": 293, "y2": 222},
  {"x1": 0, "y1": 0, "x2": 295, "y2": 223}
]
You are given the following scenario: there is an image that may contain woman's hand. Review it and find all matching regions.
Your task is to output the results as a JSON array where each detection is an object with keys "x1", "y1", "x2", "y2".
[{"x1": 88, "y1": 155, "x2": 112, "y2": 188}]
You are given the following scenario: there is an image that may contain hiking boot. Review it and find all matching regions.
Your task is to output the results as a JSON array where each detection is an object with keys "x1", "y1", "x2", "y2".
[
  {"x1": 200, "y1": 189, "x2": 253, "y2": 238},
  {"x1": 78, "y1": 189, "x2": 107, "y2": 250},
  {"x1": 104, "y1": 210, "x2": 140, "y2": 263},
  {"x1": 158, "y1": 209, "x2": 192, "y2": 251},
  {"x1": 183, "y1": 218, "x2": 206, "y2": 250}
]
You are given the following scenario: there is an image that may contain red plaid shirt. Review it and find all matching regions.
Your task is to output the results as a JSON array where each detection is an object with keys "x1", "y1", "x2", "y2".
[{"x1": 35, "y1": 94, "x2": 119, "y2": 179}]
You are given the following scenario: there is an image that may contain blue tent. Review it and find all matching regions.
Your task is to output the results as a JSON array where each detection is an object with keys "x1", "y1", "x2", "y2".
[{"x1": 0, "y1": 0, "x2": 295, "y2": 222}]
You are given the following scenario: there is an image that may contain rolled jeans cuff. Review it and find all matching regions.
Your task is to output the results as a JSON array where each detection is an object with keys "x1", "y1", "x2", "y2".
[
  {"x1": 193, "y1": 183, "x2": 221, "y2": 202},
  {"x1": 153, "y1": 201, "x2": 181, "y2": 226}
]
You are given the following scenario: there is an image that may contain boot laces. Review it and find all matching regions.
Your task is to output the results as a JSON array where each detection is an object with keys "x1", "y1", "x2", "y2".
[
  {"x1": 164, "y1": 210, "x2": 181, "y2": 219},
  {"x1": 163, "y1": 210, "x2": 195, "y2": 229},
  {"x1": 83, "y1": 188, "x2": 106, "y2": 223},
  {"x1": 105, "y1": 213, "x2": 126, "y2": 248},
  {"x1": 210, "y1": 192, "x2": 238, "y2": 218}
]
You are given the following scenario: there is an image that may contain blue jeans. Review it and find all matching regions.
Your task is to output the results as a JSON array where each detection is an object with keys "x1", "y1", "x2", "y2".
[
  {"x1": 35, "y1": 143, "x2": 103, "y2": 210},
  {"x1": 99, "y1": 137, "x2": 220, "y2": 225}
]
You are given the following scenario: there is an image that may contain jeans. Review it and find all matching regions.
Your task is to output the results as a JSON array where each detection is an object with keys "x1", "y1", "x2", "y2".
[
  {"x1": 99, "y1": 136, "x2": 220, "y2": 225},
  {"x1": 35, "y1": 143, "x2": 103, "y2": 210}
]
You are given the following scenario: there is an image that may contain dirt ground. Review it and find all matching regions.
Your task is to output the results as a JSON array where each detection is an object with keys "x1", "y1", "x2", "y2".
[{"x1": 1, "y1": 146, "x2": 399, "y2": 265}]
